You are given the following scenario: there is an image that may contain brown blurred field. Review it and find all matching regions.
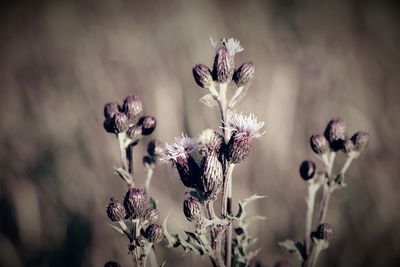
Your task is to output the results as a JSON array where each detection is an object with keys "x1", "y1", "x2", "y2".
[{"x1": 1, "y1": 0, "x2": 400, "y2": 266}]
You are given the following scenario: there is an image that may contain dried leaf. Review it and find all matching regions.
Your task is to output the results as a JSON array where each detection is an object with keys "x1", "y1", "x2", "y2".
[{"x1": 199, "y1": 94, "x2": 218, "y2": 108}]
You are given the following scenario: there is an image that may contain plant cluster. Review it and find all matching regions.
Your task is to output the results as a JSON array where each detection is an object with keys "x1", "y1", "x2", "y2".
[
  {"x1": 279, "y1": 118, "x2": 369, "y2": 267},
  {"x1": 102, "y1": 95, "x2": 164, "y2": 267}
]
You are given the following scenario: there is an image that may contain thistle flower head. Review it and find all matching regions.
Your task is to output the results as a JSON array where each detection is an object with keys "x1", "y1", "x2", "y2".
[
  {"x1": 106, "y1": 198, "x2": 126, "y2": 222},
  {"x1": 313, "y1": 223, "x2": 334, "y2": 241},
  {"x1": 199, "y1": 154, "x2": 223, "y2": 199},
  {"x1": 324, "y1": 117, "x2": 346, "y2": 151},
  {"x1": 342, "y1": 137, "x2": 355, "y2": 155},
  {"x1": 225, "y1": 111, "x2": 265, "y2": 140},
  {"x1": 124, "y1": 187, "x2": 147, "y2": 218},
  {"x1": 144, "y1": 208, "x2": 160, "y2": 224},
  {"x1": 310, "y1": 133, "x2": 330, "y2": 155},
  {"x1": 351, "y1": 131, "x2": 369, "y2": 152},
  {"x1": 212, "y1": 37, "x2": 244, "y2": 56},
  {"x1": 198, "y1": 129, "x2": 224, "y2": 156},
  {"x1": 112, "y1": 112, "x2": 129, "y2": 134},
  {"x1": 161, "y1": 134, "x2": 198, "y2": 165},
  {"x1": 233, "y1": 61, "x2": 255, "y2": 87},
  {"x1": 147, "y1": 139, "x2": 164, "y2": 159},
  {"x1": 144, "y1": 223, "x2": 164, "y2": 243},
  {"x1": 123, "y1": 94, "x2": 143, "y2": 123},
  {"x1": 183, "y1": 196, "x2": 203, "y2": 222},
  {"x1": 193, "y1": 64, "x2": 213, "y2": 89},
  {"x1": 299, "y1": 160, "x2": 316, "y2": 181},
  {"x1": 211, "y1": 38, "x2": 243, "y2": 83},
  {"x1": 139, "y1": 116, "x2": 157, "y2": 135},
  {"x1": 104, "y1": 102, "x2": 121, "y2": 120}
]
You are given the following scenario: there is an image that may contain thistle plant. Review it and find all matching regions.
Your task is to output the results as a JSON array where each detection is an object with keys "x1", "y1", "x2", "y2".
[
  {"x1": 279, "y1": 118, "x2": 369, "y2": 267},
  {"x1": 102, "y1": 94, "x2": 164, "y2": 267},
  {"x1": 162, "y1": 38, "x2": 266, "y2": 267}
]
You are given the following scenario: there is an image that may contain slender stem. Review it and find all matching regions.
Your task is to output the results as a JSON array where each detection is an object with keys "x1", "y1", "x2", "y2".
[
  {"x1": 127, "y1": 144, "x2": 134, "y2": 174},
  {"x1": 118, "y1": 133, "x2": 128, "y2": 171},
  {"x1": 304, "y1": 241, "x2": 323, "y2": 267},
  {"x1": 305, "y1": 183, "x2": 319, "y2": 254},
  {"x1": 318, "y1": 185, "x2": 331, "y2": 224},
  {"x1": 221, "y1": 163, "x2": 235, "y2": 267},
  {"x1": 206, "y1": 201, "x2": 225, "y2": 267},
  {"x1": 145, "y1": 167, "x2": 154, "y2": 196},
  {"x1": 339, "y1": 156, "x2": 354, "y2": 185}
]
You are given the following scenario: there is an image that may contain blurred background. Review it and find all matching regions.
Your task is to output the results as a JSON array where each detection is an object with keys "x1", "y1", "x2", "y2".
[{"x1": 1, "y1": 0, "x2": 399, "y2": 266}]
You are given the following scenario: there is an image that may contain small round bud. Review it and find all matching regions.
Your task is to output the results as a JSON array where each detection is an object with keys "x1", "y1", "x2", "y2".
[
  {"x1": 193, "y1": 64, "x2": 213, "y2": 89},
  {"x1": 143, "y1": 155, "x2": 155, "y2": 167},
  {"x1": 139, "y1": 116, "x2": 157, "y2": 136},
  {"x1": 310, "y1": 134, "x2": 329, "y2": 155},
  {"x1": 144, "y1": 208, "x2": 160, "y2": 224},
  {"x1": 324, "y1": 118, "x2": 346, "y2": 151},
  {"x1": 104, "y1": 261, "x2": 121, "y2": 267},
  {"x1": 127, "y1": 125, "x2": 142, "y2": 142},
  {"x1": 351, "y1": 131, "x2": 369, "y2": 152},
  {"x1": 144, "y1": 224, "x2": 164, "y2": 243},
  {"x1": 124, "y1": 188, "x2": 147, "y2": 218},
  {"x1": 233, "y1": 61, "x2": 255, "y2": 87},
  {"x1": 123, "y1": 95, "x2": 143, "y2": 123},
  {"x1": 106, "y1": 198, "x2": 126, "y2": 222},
  {"x1": 342, "y1": 138, "x2": 354, "y2": 154},
  {"x1": 104, "y1": 102, "x2": 120, "y2": 120},
  {"x1": 213, "y1": 46, "x2": 234, "y2": 83},
  {"x1": 313, "y1": 223, "x2": 333, "y2": 241},
  {"x1": 112, "y1": 112, "x2": 129, "y2": 133},
  {"x1": 299, "y1": 160, "x2": 316, "y2": 181},
  {"x1": 135, "y1": 235, "x2": 147, "y2": 247},
  {"x1": 183, "y1": 196, "x2": 203, "y2": 222},
  {"x1": 103, "y1": 119, "x2": 115, "y2": 133},
  {"x1": 226, "y1": 132, "x2": 251, "y2": 164},
  {"x1": 147, "y1": 139, "x2": 164, "y2": 158},
  {"x1": 198, "y1": 154, "x2": 223, "y2": 199}
]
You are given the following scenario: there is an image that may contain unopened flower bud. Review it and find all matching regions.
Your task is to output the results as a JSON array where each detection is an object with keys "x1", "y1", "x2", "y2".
[
  {"x1": 139, "y1": 116, "x2": 156, "y2": 135},
  {"x1": 144, "y1": 224, "x2": 163, "y2": 243},
  {"x1": 342, "y1": 138, "x2": 354, "y2": 154},
  {"x1": 199, "y1": 154, "x2": 223, "y2": 198},
  {"x1": 299, "y1": 160, "x2": 316, "y2": 181},
  {"x1": 143, "y1": 155, "x2": 155, "y2": 167},
  {"x1": 313, "y1": 223, "x2": 333, "y2": 241},
  {"x1": 124, "y1": 188, "x2": 147, "y2": 218},
  {"x1": 324, "y1": 118, "x2": 346, "y2": 151},
  {"x1": 351, "y1": 131, "x2": 369, "y2": 152},
  {"x1": 144, "y1": 208, "x2": 160, "y2": 224},
  {"x1": 127, "y1": 125, "x2": 142, "y2": 143},
  {"x1": 106, "y1": 198, "x2": 126, "y2": 222},
  {"x1": 135, "y1": 235, "x2": 147, "y2": 247},
  {"x1": 176, "y1": 157, "x2": 201, "y2": 188},
  {"x1": 104, "y1": 102, "x2": 120, "y2": 120},
  {"x1": 233, "y1": 62, "x2": 255, "y2": 87},
  {"x1": 103, "y1": 119, "x2": 115, "y2": 133},
  {"x1": 310, "y1": 134, "x2": 329, "y2": 155},
  {"x1": 123, "y1": 95, "x2": 143, "y2": 123},
  {"x1": 112, "y1": 112, "x2": 129, "y2": 133},
  {"x1": 147, "y1": 139, "x2": 164, "y2": 158},
  {"x1": 213, "y1": 46, "x2": 234, "y2": 83},
  {"x1": 104, "y1": 261, "x2": 121, "y2": 267},
  {"x1": 193, "y1": 64, "x2": 213, "y2": 89},
  {"x1": 183, "y1": 196, "x2": 203, "y2": 222}
]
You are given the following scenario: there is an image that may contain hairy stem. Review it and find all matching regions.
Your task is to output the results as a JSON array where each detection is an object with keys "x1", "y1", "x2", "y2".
[
  {"x1": 222, "y1": 163, "x2": 235, "y2": 267},
  {"x1": 118, "y1": 133, "x2": 128, "y2": 171},
  {"x1": 206, "y1": 201, "x2": 225, "y2": 267}
]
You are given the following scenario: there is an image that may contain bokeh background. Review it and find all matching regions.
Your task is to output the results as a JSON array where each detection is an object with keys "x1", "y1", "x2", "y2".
[{"x1": 1, "y1": 0, "x2": 399, "y2": 266}]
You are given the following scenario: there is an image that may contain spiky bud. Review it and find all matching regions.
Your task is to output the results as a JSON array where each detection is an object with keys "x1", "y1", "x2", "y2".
[
  {"x1": 324, "y1": 118, "x2": 346, "y2": 151},
  {"x1": 313, "y1": 223, "x2": 333, "y2": 241},
  {"x1": 144, "y1": 224, "x2": 164, "y2": 243},
  {"x1": 104, "y1": 102, "x2": 120, "y2": 120},
  {"x1": 233, "y1": 62, "x2": 255, "y2": 87},
  {"x1": 342, "y1": 138, "x2": 354, "y2": 154},
  {"x1": 112, "y1": 112, "x2": 129, "y2": 133},
  {"x1": 147, "y1": 139, "x2": 164, "y2": 158},
  {"x1": 193, "y1": 64, "x2": 213, "y2": 89},
  {"x1": 124, "y1": 188, "x2": 147, "y2": 218},
  {"x1": 183, "y1": 196, "x2": 203, "y2": 222},
  {"x1": 104, "y1": 261, "x2": 121, "y2": 267},
  {"x1": 299, "y1": 160, "x2": 316, "y2": 181},
  {"x1": 144, "y1": 208, "x2": 160, "y2": 224},
  {"x1": 127, "y1": 125, "x2": 142, "y2": 142},
  {"x1": 176, "y1": 157, "x2": 201, "y2": 188},
  {"x1": 139, "y1": 116, "x2": 156, "y2": 135},
  {"x1": 103, "y1": 119, "x2": 115, "y2": 133},
  {"x1": 135, "y1": 235, "x2": 147, "y2": 247},
  {"x1": 226, "y1": 132, "x2": 251, "y2": 164},
  {"x1": 310, "y1": 134, "x2": 329, "y2": 155},
  {"x1": 213, "y1": 46, "x2": 234, "y2": 83},
  {"x1": 123, "y1": 95, "x2": 143, "y2": 124},
  {"x1": 351, "y1": 131, "x2": 369, "y2": 152},
  {"x1": 198, "y1": 154, "x2": 223, "y2": 198},
  {"x1": 106, "y1": 198, "x2": 126, "y2": 222}
]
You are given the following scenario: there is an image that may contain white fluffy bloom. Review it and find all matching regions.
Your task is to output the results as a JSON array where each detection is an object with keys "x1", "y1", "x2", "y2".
[
  {"x1": 210, "y1": 37, "x2": 244, "y2": 56},
  {"x1": 161, "y1": 134, "x2": 198, "y2": 164},
  {"x1": 224, "y1": 111, "x2": 265, "y2": 140}
]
